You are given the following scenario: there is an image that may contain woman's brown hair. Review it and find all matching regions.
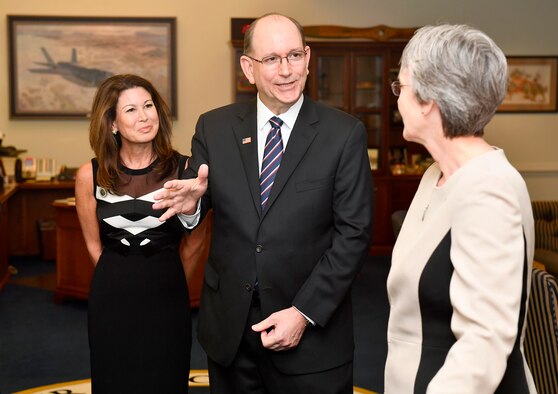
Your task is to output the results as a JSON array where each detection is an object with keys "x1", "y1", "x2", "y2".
[{"x1": 89, "y1": 74, "x2": 178, "y2": 192}]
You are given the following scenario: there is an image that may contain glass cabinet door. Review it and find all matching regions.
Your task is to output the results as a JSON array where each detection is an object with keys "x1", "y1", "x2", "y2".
[
  {"x1": 356, "y1": 113, "x2": 382, "y2": 170},
  {"x1": 315, "y1": 55, "x2": 346, "y2": 110},
  {"x1": 354, "y1": 55, "x2": 382, "y2": 110},
  {"x1": 354, "y1": 54, "x2": 383, "y2": 172}
]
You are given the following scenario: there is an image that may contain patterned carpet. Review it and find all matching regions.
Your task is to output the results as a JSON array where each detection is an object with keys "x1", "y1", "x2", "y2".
[
  {"x1": 14, "y1": 370, "x2": 377, "y2": 394},
  {"x1": 2, "y1": 256, "x2": 390, "y2": 393}
]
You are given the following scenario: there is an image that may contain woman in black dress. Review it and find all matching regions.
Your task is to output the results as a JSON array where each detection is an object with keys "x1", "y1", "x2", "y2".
[{"x1": 75, "y1": 74, "x2": 191, "y2": 393}]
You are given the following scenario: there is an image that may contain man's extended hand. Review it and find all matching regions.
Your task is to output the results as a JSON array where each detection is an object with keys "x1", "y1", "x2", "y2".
[
  {"x1": 251, "y1": 306, "x2": 308, "y2": 351},
  {"x1": 153, "y1": 164, "x2": 209, "y2": 221}
]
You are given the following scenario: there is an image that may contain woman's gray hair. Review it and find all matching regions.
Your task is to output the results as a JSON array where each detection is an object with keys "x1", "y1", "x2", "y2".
[{"x1": 400, "y1": 24, "x2": 508, "y2": 138}]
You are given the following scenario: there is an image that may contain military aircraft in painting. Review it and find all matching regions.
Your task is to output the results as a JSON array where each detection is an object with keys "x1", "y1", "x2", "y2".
[{"x1": 29, "y1": 47, "x2": 113, "y2": 87}]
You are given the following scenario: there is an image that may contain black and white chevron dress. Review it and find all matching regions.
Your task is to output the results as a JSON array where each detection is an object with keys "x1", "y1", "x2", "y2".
[{"x1": 88, "y1": 155, "x2": 191, "y2": 393}]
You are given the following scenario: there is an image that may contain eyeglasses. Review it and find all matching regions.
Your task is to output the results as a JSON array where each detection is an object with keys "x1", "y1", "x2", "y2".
[
  {"x1": 244, "y1": 50, "x2": 307, "y2": 69},
  {"x1": 391, "y1": 80, "x2": 409, "y2": 96}
]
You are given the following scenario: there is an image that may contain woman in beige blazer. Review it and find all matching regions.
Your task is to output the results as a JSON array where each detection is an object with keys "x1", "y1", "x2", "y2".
[{"x1": 385, "y1": 24, "x2": 536, "y2": 393}]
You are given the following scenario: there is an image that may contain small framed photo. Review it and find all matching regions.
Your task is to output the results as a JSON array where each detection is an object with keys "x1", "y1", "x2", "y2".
[
  {"x1": 8, "y1": 15, "x2": 177, "y2": 118},
  {"x1": 498, "y1": 56, "x2": 557, "y2": 113},
  {"x1": 367, "y1": 148, "x2": 379, "y2": 170}
]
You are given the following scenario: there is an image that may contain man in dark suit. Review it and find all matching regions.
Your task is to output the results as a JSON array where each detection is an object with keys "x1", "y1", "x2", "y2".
[{"x1": 154, "y1": 13, "x2": 373, "y2": 394}]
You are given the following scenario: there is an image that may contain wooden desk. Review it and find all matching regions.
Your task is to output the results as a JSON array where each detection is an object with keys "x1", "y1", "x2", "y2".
[
  {"x1": 9, "y1": 181, "x2": 74, "y2": 256},
  {"x1": 53, "y1": 200, "x2": 209, "y2": 307},
  {"x1": 53, "y1": 200, "x2": 95, "y2": 302},
  {"x1": 0, "y1": 185, "x2": 17, "y2": 289},
  {"x1": 0, "y1": 181, "x2": 73, "y2": 291}
]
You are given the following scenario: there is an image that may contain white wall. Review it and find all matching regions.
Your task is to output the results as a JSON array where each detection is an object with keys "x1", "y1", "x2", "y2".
[{"x1": 1, "y1": 0, "x2": 557, "y2": 199}]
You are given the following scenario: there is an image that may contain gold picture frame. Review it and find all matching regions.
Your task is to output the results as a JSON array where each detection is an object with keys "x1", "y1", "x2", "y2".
[
  {"x1": 8, "y1": 15, "x2": 177, "y2": 119},
  {"x1": 498, "y1": 56, "x2": 557, "y2": 113}
]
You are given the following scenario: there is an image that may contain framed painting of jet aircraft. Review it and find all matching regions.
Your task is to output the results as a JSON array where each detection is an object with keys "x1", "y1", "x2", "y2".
[{"x1": 8, "y1": 15, "x2": 177, "y2": 118}]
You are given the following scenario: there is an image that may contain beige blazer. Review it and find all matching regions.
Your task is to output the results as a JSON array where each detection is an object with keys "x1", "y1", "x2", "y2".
[{"x1": 385, "y1": 149, "x2": 537, "y2": 393}]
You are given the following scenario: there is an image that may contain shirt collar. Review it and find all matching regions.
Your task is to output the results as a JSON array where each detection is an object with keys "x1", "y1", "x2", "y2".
[{"x1": 256, "y1": 94, "x2": 304, "y2": 132}]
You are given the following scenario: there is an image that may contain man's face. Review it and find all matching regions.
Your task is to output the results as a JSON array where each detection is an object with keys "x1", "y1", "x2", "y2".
[{"x1": 240, "y1": 16, "x2": 311, "y2": 115}]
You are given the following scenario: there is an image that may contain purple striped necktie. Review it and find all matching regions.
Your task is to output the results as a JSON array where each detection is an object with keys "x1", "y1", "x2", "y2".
[{"x1": 260, "y1": 116, "x2": 284, "y2": 209}]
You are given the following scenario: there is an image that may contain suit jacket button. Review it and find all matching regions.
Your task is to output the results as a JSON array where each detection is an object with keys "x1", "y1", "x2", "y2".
[
  {"x1": 255, "y1": 245, "x2": 263, "y2": 253},
  {"x1": 245, "y1": 283, "x2": 252, "y2": 291}
]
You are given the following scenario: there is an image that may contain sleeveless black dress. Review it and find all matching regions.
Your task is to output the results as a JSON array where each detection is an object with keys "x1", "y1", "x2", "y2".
[{"x1": 88, "y1": 155, "x2": 191, "y2": 393}]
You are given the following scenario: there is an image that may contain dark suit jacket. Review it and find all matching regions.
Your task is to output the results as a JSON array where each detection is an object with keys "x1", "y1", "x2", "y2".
[{"x1": 187, "y1": 96, "x2": 373, "y2": 375}]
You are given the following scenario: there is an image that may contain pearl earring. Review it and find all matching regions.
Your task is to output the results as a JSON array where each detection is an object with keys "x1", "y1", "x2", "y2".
[{"x1": 112, "y1": 130, "x2": 118, "y2": 135}]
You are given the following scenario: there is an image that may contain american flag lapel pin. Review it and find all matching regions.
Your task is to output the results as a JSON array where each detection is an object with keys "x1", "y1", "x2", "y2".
[{"x1": 242, "y1": 137, "x2": 252, "y2": 145}]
